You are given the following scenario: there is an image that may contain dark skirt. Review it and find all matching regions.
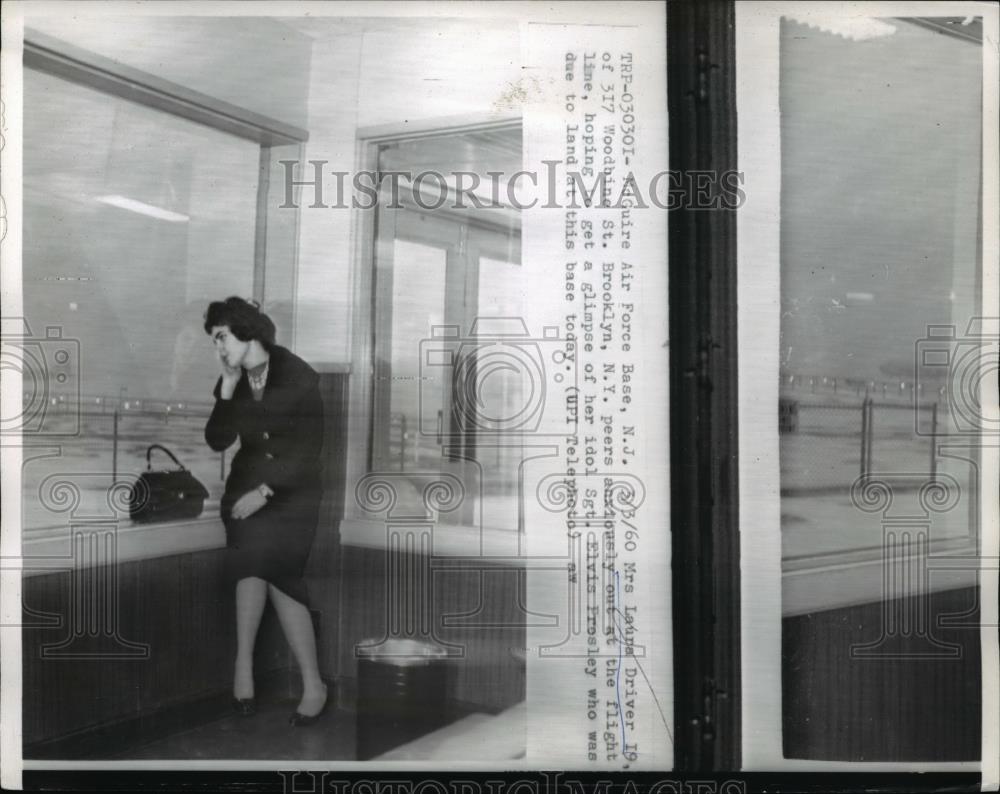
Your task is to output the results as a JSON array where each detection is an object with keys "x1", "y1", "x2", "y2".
[{"x1": 221, "y1": 490, "x2": 320, "y2": 608}]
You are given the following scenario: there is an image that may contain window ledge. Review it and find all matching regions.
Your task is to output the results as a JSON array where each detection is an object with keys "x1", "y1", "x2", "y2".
[
  {"x1": 782, "y1": 536, "x2": 980, "y2": 616},
  {"x1": 20, "y1": 517, "x2": 227, "y2": 578},
  {"x1": 341, "y1": 516, "x2": 550, "y2": 559}
]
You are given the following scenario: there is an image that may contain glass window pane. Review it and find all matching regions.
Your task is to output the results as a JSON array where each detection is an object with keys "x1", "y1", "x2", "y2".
[
  {"x1": 738, "y1": 7, "x2": 993, "y2": 771},
  {"x1": 778, "y1": 18, "x2": 982, "y2": 560},
  {"x1": 22, "y1": 68, "x2": 260, "y2": 532},
  {"x1": 369, "y1": 127, "x2": 523, "y2": 533},
  {"x1": 381, "y1": 237, "x2": 448, "y2": 476}
]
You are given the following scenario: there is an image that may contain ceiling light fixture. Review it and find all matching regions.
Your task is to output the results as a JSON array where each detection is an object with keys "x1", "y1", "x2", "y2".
[{"x1": 96, "y1": 194, "x2": 190, "y2": 223}]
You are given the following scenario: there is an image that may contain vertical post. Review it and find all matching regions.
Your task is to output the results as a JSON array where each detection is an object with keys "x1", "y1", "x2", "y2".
[
  {"x1": 220, "y1": 450, "x2": 226, "y2": 481},
  {"x1": 667, "y1": 0, "x2": 741, "y2": 767},
  {"x1": 414, "y1": 418, "x2": 421, "y2": 466},
  {"x1": 399, "y1": 415, "x2": 407, "y2": 472},
  {"x1": 253, "y1": 145, "x2": 271, "y2": 302},
  {"x1": 112, "y1": 409, "x2": 119, "y2": 485},
  {"x1": 860, "y1": 398, "x2": 869, "y2": 478},
  {"x1": 929, "y1": 402, "x2": 939, "y2": 482},
  {"x1": 865, "y1": 399, "x2": 874, "y2": 478}
]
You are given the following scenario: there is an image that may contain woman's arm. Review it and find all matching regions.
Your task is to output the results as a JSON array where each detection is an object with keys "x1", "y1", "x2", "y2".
[{"x1": 205, "y1": 376, "x2": 239, "y2": 451}]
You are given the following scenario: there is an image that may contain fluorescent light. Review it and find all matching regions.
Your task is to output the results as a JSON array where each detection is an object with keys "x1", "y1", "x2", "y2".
[
  {"x1": 845, "y1": 291, "x2": 875, "y2": 304},
  {"x1": 96, "y1": 194, "x2": 190, "y2": 223}
]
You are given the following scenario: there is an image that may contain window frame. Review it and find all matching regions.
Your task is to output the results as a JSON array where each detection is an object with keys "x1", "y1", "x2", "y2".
[
  {"x1": 735, "y1": 0, "x2": 998, "y2": 775},
  {"x1": 341, "y1": 117, "x2": 528, "y2": 555},
  {"x1": 19, "y1": 30, "x2": 309, "y2": 573},
  {"x1": 735, "y1": 5, "x2": 990, "y2": 616},
  {"x1": 665, "y1": 0, "x2": 742, "y2": 770}
]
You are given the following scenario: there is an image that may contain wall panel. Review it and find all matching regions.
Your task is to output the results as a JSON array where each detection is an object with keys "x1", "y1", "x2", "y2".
[{"x1": 783, "y1": 586, "x2": 981, "y2": 761}]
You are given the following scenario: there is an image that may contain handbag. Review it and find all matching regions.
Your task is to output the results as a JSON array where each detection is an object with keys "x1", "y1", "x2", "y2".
[{"x1": 129, "y1": 444, "x2": 210, "y2": 523}]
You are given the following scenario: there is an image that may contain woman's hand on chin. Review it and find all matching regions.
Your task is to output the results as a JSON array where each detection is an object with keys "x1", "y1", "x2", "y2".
[{"x1": 218, "y1": 353, "x2": 242, "y2": 399}]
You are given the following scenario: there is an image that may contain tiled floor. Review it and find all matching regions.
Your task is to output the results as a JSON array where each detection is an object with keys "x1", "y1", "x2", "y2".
[{"x1": 111, "y1": 693, "x2": 357, "y2": 761}]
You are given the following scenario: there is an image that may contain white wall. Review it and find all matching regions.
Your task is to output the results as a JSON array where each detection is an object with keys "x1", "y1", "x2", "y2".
[
  {"x1": 293, "y1": 35, "x2": 364, "y2": 365},
  {"x1": 292, "y1": 20, "x2": 522, "y2": 364},
  {"x1": 24, "y1": 16, "x2": 313, "y2": 129},
  {"x1": 356, "y1": 21, "x2": 520, "y2": 128}
]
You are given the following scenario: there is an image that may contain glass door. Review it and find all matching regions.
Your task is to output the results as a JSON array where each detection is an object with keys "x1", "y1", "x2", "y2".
[{"x1": 369, "y1": 128, "x2": 524, "y2": 531}]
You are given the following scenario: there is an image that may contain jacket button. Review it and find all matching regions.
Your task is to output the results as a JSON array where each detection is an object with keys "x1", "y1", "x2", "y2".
[
  {"x1": 265, "y1": 452, "x2": 274, "y2": 460},
  {"x1": 262, "y1": 432, "x2": 270, "y2": 440}
]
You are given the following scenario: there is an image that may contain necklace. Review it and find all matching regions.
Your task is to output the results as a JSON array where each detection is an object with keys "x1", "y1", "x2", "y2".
[{"x1": 247, "y1": 360, "x2": 269, "y2": 391}]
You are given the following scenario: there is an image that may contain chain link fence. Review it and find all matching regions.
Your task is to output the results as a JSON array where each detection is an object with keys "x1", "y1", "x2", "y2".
[{"x1": 780, "y1": 396, "x2": 941, "y2": 496}]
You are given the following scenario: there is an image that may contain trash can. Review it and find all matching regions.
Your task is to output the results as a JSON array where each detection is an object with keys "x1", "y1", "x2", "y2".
[{"x1": 355, "y1": 638, "x2": 450, "y2": 760}]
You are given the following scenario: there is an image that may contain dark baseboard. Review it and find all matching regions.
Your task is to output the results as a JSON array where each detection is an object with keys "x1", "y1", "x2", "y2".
[
  {"x1": 24, "y1": 667, "x2": 301, "y2": 761},
  {"x1": 333, "y1": 673, "x2": 502, "y2": 721}
]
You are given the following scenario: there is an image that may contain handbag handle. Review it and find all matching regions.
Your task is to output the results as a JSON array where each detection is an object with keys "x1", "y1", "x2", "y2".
[{"x1": 146, "y1": 443, "x2": 187, "y2": 471}]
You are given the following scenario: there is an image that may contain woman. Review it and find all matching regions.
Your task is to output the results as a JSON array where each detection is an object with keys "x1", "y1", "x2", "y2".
[{"x1": 203, "y1": 297, "x2": 328, "y2": 726}]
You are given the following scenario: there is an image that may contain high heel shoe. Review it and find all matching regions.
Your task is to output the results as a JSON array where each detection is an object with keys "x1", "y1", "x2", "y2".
[
  {"x1": 232, "y1": 696, "x2": 257, "y2": 716},
  {"x1": 289, "y1": 684, "x2": 329, "y2": 727}
]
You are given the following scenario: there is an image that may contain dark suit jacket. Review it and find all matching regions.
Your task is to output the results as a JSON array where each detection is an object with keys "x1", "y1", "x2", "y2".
[{"x1": 205, "y1": 345, "x2": 325, "y2": 505}]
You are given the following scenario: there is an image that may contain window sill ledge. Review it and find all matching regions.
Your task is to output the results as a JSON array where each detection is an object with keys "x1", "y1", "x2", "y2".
[
  {"x1": 782, "y1": 536, "x2": 980, "y2": 616},
  {"x1": 340, "y1": 516, "x2": 541, "y2": 559},
  {"x1": 20, "y1": 517, "x2": 227, "y2": 578}
]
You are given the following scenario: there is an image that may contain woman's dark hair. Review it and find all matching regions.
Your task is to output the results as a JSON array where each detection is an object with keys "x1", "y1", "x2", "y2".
[{"x1": 204, "y1": 297, "x2": 277, "y2": 351}]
